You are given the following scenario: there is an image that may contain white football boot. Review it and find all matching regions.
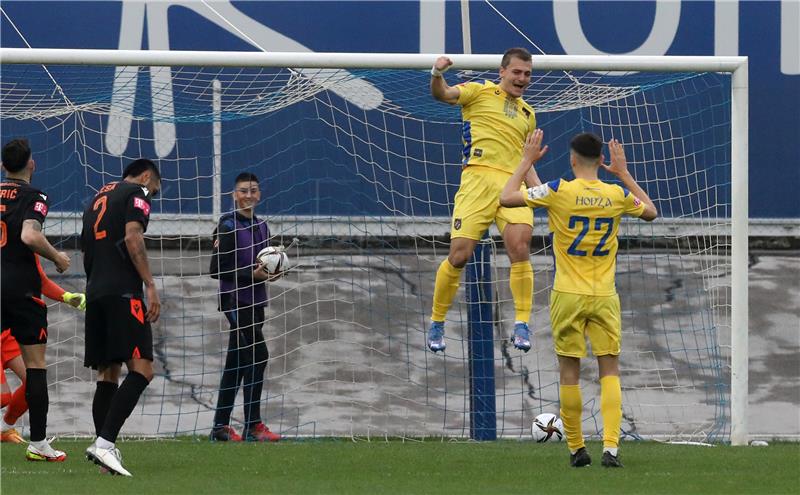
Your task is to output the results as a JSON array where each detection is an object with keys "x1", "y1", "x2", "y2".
[
  {"x1": 86, "y1": 441, "x2": 132, "y2": 476},
  {"x1": 25, "y1": 440, "x2": 67, "y2": 462}
]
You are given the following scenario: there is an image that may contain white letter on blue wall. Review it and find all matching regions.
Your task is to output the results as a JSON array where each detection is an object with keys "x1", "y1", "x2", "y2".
[{"x1": 553, "y1": 0, "x2": 681, "y2": 56}]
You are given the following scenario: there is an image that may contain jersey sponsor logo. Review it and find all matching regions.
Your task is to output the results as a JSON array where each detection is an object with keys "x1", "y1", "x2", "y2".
[
  {"x1": 133, "y1": 197, "x2": 151, "y2": 216},
  {"x1": 633, "y1": 196, "x2": 642, "y2": 207},
  {"x1": 130, "y1": 298, "x2": 145, "y2": 324},
  {"x1": 33, "y1": 201, "x2": 48, "y2": 216},
  {"x1": 527, "y1": 184, "x2": 550, "y2": 200}
]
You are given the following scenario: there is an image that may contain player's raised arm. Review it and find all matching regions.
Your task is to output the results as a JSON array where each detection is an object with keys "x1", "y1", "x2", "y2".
[
  {"x1": 601, "y1": 139, "x2": 658, "y2": 221},
  {"x1": 430, "y1": 56, "x2": 460, "y2": 104},
  {"x1": 500, "y1": 129, "x2": 549, "y2": 207},
  {"x1": 124, "y1": 220, "x2": 160, "y2": 322}
]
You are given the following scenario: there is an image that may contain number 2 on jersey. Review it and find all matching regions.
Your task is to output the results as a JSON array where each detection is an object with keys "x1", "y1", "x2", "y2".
[
  {"x1": 567, "y1": 216, "x2": 614, "y2": 257},
  {"x1": 93, "y1": 196, "x2": 108, "y2": 240}
]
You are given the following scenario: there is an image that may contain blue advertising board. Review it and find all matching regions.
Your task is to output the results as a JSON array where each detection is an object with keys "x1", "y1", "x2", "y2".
[{"x1": 1, "y1": 1, "x2": 797, "y2": 218}]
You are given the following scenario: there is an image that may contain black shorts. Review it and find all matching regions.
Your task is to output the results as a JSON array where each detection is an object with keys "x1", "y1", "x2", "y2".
[
  {"x1": 84, "y1": 294, "x2": 153, "y2": 369},
  {"x1": 1, "y1": 296, "x2": 48, "y2": 345}
]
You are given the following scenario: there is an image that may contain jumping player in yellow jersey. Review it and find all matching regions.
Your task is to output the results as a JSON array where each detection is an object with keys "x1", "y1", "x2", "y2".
[
  {"x1": 500, "y1": 131, "x2": 658, "y2": 468},
  {"x1": 427, "y1": 47, "x2": 539, "y2": 353}
]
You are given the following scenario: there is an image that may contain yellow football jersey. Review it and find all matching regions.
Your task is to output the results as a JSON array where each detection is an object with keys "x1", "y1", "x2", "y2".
[
  {"x1": 457, "y1": 80, "x2": 536, "y2": 174},
  {"x1": 524, "y1": 178, "x2": 646, "y2": 296}
]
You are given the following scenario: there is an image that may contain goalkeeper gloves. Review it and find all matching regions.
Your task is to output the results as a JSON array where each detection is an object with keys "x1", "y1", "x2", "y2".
[{"x1": 63, "y1": 291, "x2": 86, "y2": 311}]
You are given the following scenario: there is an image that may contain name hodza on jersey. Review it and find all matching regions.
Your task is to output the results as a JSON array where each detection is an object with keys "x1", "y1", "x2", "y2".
[{"x1": 575, "y1": 196, "x2": 613, "y2": 208}]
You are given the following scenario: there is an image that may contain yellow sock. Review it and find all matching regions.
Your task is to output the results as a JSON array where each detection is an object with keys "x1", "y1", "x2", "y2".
[
  {"x1": 600, "y1": 375, "x2": 622, "y2": 450},
  {"x1": 509, "y1": 261, "x2": 533, "y2": 323},
  {"x1": 559, "y1": 384, "x2": 584, "y2": 452},
  {"x1": 431, "y1": 259, "x2": 463, "y2": 322}
]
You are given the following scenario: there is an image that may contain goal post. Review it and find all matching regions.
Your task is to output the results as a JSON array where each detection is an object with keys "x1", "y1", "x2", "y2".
[{"x1": 0, "y1": 48, "x2": 749, "y2": 444}]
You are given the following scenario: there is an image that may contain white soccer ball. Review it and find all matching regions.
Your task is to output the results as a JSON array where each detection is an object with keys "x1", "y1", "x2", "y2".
[
  {"x1": 531, "y1": 413, "x2": 564, "y2": 442},
  {"x1": 256, "y1": 246, "x2": 289, "y2": 275}
]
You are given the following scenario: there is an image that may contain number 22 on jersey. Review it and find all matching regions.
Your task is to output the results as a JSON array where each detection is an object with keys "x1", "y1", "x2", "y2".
[{"x1": 567, "y1": 216, "x2": 613, "y2": 257}]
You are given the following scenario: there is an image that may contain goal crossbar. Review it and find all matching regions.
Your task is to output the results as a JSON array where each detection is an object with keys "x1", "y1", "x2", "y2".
[{"x1": 1, "y1": 48, "x2": 746, "y2": 72}]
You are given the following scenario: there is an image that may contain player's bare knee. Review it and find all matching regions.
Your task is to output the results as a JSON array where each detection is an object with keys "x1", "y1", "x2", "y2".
[
  {"x1": 506, "y1": 243, "x2": 531, "y2": 263},
  {"x1": 98, "y1": 363, "x2": 122, "y2": 383},
  {"x1": 502, "y1": 232, "x2": 532, "y2": 262},
  {"x1": 447, "y1": 252, "x2": 469, "y2": 268},
  {"x1": 447, "y1": 249, "x2": 471, "y2": 268},
  {"x1": 448, "y1": 239, "x2": 477, "y2": 268},
  {"x1": 597, "y1": 354, "x2": 620, "y2": 378},
  {"x1": 128, "y1": 359, "x2": 155, "y2": 382}
]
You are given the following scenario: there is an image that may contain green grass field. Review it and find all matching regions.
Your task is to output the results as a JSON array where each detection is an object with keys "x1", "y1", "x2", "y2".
[{"x1": 2, "y1": 439, "x2": 798, "y2": 494}]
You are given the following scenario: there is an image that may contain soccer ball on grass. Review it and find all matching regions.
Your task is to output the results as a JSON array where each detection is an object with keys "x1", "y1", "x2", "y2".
[{"x1": 531, "y1": 413, "x2": 564, "y2": 442}]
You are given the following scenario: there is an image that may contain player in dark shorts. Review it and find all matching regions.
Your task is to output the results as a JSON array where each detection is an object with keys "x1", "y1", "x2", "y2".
[
  {"x1": 0, "y1": 138, "x2": 71, "y2": 461},
  {"x1": 1, "y1": 257, "x2": 86, "y2": 444},
  {"x1": 81, "y1": 158, "x2": 161, "y2": 477}
]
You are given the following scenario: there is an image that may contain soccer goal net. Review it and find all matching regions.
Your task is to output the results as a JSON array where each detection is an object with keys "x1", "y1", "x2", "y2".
[{"x1": 0, "y1": 49, "x2": 748, "y2": 444}]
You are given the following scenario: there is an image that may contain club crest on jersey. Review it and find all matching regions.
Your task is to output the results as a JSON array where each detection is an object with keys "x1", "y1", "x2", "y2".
[
  {"x1": 134, "y1": 197, "x2": 151, "y2": 216},
  {"x1": 633, "y1": 197, "x2": 642, "y2": 207},
  {"x1": 33, "y1": 201, "x2": 48, "y2": 216}
]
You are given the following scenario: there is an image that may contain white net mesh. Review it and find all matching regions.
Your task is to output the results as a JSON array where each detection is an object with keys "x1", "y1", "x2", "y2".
[{"x1": 0, "y1": 60, "x2": 732, "y2": 441}]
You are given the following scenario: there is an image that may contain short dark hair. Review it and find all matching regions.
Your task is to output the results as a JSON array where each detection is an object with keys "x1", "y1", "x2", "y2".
[
  {"x1": 123, "y1": 158, "x2": 160, "y2": 180},
  {"x1": 234, "y1": 172, "x2": 259, "y2": 185},
  {"x1": 1, "y1": 138, "x2": 32, "y2": 173},
  {"x1": 570, "y1": 133, "x2": 603, "y2": 159},
  {"x1": 501, "y1": 47, "x2": 532, "y2": 68}
]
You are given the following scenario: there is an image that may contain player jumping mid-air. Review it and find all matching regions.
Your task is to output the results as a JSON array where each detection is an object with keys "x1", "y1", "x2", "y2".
[{"x1": 427, "y1": 47, "x2": 540, "y2": 353}]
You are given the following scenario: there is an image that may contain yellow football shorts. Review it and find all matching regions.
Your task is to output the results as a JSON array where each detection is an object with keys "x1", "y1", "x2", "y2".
[
  {"x1": 549, "y1": 290, "x2": 621, "y2": 358},
  {"x1": 450, "y1": 166, "x2": 532, "y2": 240}
]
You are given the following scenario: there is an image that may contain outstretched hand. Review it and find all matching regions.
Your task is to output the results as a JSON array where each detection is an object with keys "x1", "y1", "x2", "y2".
[
  {"x1": 522, "y1": 129, "x2": 548, "y2": 165},
  {"x1": 601, "y1": 138, "x2": 629, "y2": 177}
]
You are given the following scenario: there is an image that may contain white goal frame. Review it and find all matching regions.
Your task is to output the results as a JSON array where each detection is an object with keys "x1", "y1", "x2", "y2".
[{"x1": 0, "y1": 48, "x2": 750, "y2": 445}]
